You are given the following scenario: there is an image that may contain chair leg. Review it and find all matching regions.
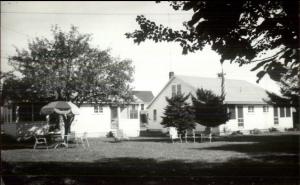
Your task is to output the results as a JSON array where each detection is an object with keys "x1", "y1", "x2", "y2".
[
  {"x1": 85, "y1": 137, "x2": 90, "y2": 147},
  {"x1": 80, "y1": 137, "x2": 85, "y2": 148}
]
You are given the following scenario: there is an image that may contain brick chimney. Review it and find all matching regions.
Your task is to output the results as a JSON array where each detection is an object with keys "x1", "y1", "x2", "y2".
[{"x1": 169, "y1": 71, "x2": 174, "y2": 79}]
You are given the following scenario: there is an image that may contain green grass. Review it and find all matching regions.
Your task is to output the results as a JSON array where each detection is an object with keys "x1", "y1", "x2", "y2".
[{"x1": 1, "y1": 134, "x2": 300, "y2": 185}]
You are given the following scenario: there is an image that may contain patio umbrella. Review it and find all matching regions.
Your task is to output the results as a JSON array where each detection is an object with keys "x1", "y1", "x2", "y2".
[{"x1": 40, "y1": 101, "x2": 80, "y2": 115}]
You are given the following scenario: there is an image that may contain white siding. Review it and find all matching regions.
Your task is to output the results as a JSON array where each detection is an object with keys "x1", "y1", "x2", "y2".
[
  {"x1": 72, "y1": 104, "x2": 141, "y2": 137},
  {"x1": 72, "y1": 105, "x2": 111, "y2": 137},
  {"x1": 219, "y1": 105, "x2": 294, "y2": 134},
  {"x1": 147, "y1": 78, "x2": 205, "y2": 132}
]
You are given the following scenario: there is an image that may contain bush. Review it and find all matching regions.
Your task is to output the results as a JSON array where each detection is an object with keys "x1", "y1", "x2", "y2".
[
  {"x1": 106, "y1": 131, "x2": 114, "y2": 138},
  {"x1": 251, "y1": 128, "x2": 262, "y2": 135},
  {"x1": 231, "y1": 130, "x2": 243, "y2": 136},
  {"x1": 285, "y1": 127, "x2": 299, "y2": 131},
  {"x1": 269, "y1": 127, "x2": 279, "y2": 132}
]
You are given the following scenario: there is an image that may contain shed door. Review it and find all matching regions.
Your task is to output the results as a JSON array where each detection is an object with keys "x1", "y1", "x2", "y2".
[{"x1": 111, "y1": 107, "x2": 119, "y2": 129}]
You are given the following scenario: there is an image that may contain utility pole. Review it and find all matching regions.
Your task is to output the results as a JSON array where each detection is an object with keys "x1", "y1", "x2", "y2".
[{"x1": 217, "y1": 63, "x2": 226, "y2": 100}]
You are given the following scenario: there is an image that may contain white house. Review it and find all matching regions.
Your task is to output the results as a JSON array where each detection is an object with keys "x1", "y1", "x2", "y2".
[
  {"x1": 1, "y1": 91, "x2": 153, "y2": 139},
  {"x1": 147, "y1": 72, "x2": 294, "y2": 135},
  {"x1": 72, "y1": 91, "x2": 154, "y2": 137}
]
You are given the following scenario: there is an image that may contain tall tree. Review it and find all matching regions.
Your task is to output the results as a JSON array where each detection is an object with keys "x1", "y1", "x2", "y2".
[
  {"x1": 126, "y1": 1, "x2": 299, "y2": 83},
  {"x1": 161, "y1": 94, "x2": 195, "y2": 135},
  {"x1": 192, "y1": 88, "x2": 230, "y2": 131},
  {"x1": 7, "y1": 25, "x2": 134, "y2": 106}
]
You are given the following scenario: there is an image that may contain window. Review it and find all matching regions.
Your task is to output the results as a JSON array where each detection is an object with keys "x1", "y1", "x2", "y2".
[
  {"x1": 94, "y1": 105, "x2": 103, "y2": 113},
  {"x1": 129, "y1": 105, "x2": 138, "y2": 119},
  {"x1": 280, "y1": 107, "x2": 285, "y2": 117},
  {"x1": 141, "y1": 104, "x2": 144, "y2": 110},
  {"x1": 153, "y1": 109, "x2": 157, "y2": 121},
  {"x1": 177, "y1": 84, "x2": 181, "y2": 95},
  {"x1": 263, "y1": 105, "x2": 269, "y2": 112},
  {"x1": 286, "y1": 107, "x2": 291, "y2": 117},
  {"x1": 171, "y1": 84, "x2": 182, "y2": 97},
  {"x1": 228, "y1": 105, "x2": 236, "y2": 119},
  {"x1": 248, "y1": 106, "x2": 254, "y2": 113},
  {"x1": 172, "y1": 85, "x2": 176, "y2": 97}
]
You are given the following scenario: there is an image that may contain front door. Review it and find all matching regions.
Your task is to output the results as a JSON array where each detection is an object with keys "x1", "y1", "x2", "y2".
[
  {"x1": 237, "y1": 106, "x2": 244, "y2": 127},
  {"x1": 273, "y1": 106, "x2": 279, "y2": 125},
  {"x1": 111, "y1": 107, "x2": 119, "y2": 129}
]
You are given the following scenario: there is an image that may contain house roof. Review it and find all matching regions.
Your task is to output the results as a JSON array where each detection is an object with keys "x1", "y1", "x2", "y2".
[
  {"x1": 132, "y1": 91, "x2": 154, "y2": 103},
  {"x1": 177, "y1": 75, "x2": 271, "y2": 104},
  {"x1": 148, "y1": 75, "x2": 272, "y2": 108}
]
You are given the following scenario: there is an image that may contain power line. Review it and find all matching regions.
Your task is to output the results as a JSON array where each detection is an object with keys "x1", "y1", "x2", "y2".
[
  {"x1": 1, "y1": 11, "x2": 191, "y2": 16},
  {"x1": 1, "y1": 25, "x2": 31, "y2": 37}
]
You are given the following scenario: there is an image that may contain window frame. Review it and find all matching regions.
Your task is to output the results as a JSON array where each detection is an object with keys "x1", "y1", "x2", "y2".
[
  {"x1": 153, "y1": 109, "x2": 157, "y2": 121},
  {"x1": 228, "y1": 105, "x2": 236, "y2": 119},
  {"x1": 248, "y1": 106, "x2": 254, "y2": 113},
  {"x1": 263, "y1": 105, "x2": 269, "y2": 113},
  {"x1": 94, "y1": 105, "x2": 103, "y2": 114},
  {"x1": 171, "y1": 85, "x2": 176, "y2": 97},
  {"x1": 129, "y1": 104, "x2": 138, "y2": 119},
  {"x1": 177, "y1": 84, "x2": 182, "y2": 95}
]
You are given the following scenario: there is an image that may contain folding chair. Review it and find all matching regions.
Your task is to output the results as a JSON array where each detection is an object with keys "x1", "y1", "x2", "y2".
[
  {"x1": 184, "y1": 129, "x2": 196, "y2": 143},
  {"x1": 33, "y1": 126, "x2": 49, "y2": 149},
  {"x1": 74, "y1": 132, "x2": 90, "y2": 148},
  {"x1": 200, "y1": 133, "x2": 212, "y2": 143}
]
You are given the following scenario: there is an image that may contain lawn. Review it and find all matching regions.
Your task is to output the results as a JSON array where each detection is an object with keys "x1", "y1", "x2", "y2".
[{"x1": 1, "y1": 133, "x2": 300, "y2": 185}]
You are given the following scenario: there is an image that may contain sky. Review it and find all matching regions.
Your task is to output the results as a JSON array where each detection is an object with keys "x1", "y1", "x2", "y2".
[{"x1": 1, "y1": 1, "x2": 281, "y2": 96}]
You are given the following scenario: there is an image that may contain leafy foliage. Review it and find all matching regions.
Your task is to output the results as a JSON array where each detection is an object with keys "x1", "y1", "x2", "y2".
[
  {"x1": 5, "y1": 25, "x2": 134, "y2": 105},
  {"x1": 161, "y1": 94, "x2": 195, "y2": 134},
  {"x1": 192, "y1": 88, "x2": 230, "y2": 128},
  {"x1": 126, "y1": 1, "x2": 299, "y2": 82},
  {"x1": 266, "y1": 68, "x2": 299, "y2": 124}
]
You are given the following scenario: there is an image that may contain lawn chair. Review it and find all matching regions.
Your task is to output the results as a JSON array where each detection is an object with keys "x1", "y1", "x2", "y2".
[
  {"x1": 74, "y1": 132, "x2": 90, "y2": 148},
  {"x1": 184, "y1": 129, "x2": 196, "y2": 143},
  {"x1": 113, "y1": 129, "x2": 129, "y2": 142},
  {"x1": 200, "y1": 133, "x2": 212, "y2": 143},
  {"x1": 169, "y1": 127, "x2": 182, "y2": 143},
  {"x1": 33, "y1": 126, "x2": 49, "y2": 149}
]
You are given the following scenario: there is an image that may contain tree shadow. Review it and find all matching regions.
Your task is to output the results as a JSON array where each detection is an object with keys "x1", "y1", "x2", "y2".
[
  {"x1": 2, "y1": 152, "x2": 300, "y2": 185},
  {"x1": 191, "y1": 135, "x2": 300, "y2": 168},
  {"x1": 1, "y1": 134, "x2": 34, "y2": 150},
  {"x1": 200, "y1": 135, "x2": 300, "y2": 154}
]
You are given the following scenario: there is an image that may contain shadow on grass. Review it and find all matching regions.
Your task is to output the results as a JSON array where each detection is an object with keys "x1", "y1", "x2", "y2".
[
  {"x1": 0, "y1": 134, "x2": 35, "y2": 150},
  {"x1": 190, "y1": 135, "x2": 300, "y2": 174},
  {"x1": 2, "y1": 155, "x2": 300, "y2": 185},
  {"x1": 199, "y1": 135, "x2": 300, "y2": 154}
]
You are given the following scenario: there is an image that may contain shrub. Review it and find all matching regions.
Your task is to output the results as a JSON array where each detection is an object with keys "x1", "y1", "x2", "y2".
[
  {"x1": 106, "y1": 131, "x2": 114, "y2": 138},
  {"x1": 269, "y1": 127, "x2": 279, "y2": 132},
  {"x1": 231, "y1": 130, "x2": 243, "y2": 136},
  {"x1": 251, "y1": 128, "x2": 262, "y2": 135},
  {"x1": 285, "y1": 127, "x2": 298, "y2": 131}
]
